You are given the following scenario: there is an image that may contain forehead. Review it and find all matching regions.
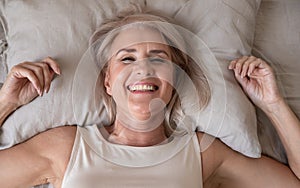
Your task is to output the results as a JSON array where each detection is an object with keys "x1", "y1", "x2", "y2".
[{"x1": 110, "y1": 27, "x2": 169, "y2": 55}]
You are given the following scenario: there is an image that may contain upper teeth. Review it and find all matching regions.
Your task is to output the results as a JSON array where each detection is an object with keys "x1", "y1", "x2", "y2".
[{"x1": 129, "y1": 85, "x2": 155, "y2": 91}]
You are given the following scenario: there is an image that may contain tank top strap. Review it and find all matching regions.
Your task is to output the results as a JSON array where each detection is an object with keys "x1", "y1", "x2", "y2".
[{"x1": 78, "y1": 124, "x2": 194, "y2": 167}]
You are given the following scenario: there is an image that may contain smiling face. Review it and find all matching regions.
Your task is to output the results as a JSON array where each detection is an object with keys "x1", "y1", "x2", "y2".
[{"x1": 104, "y1": 27, "x2": 174, "y2": 125}]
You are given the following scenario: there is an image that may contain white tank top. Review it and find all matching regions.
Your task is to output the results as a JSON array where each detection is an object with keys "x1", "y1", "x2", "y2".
[{"x1": 61, "y1": 124, "x2": 203, "y2": 188}]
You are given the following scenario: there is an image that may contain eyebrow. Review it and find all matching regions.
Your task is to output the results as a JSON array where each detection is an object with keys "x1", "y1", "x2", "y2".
[
  {"x1": 149, "y1": 50, "x2": 170, "y2": 57},
  {"x1": 116, "y1": 48, "x2": 170, "y2": 57}
]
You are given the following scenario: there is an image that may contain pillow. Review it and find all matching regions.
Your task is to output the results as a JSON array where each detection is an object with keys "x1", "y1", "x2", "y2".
[
  {"x1": 0, "y1": 0, "x2": 261, "y2": 158},
  {"x1": 252, "y1": 0, "x2": 300, "y2": 163},
  {"x1": 146, "y1": 0, "x2": 262, "y2": 157},
  {"x1": 0, "y1": 0, "x2": 145, "y2": 146}
]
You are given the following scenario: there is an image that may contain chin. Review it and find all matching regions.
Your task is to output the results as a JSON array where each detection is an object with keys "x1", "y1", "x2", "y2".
[{"x1": 130, "y1": 111, "x2": 152, "y2": 121}]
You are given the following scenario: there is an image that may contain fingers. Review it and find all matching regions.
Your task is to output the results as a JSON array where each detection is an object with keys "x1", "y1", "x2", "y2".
[
  {"x1": 11, "y1": 57, "x2": 61, "y2": 96},
  {"x1": 43, "y1": 57, "x2": 61, "y2": 75},
  {"x1": 19, "y1": 62, "x2": 51, "y2": 94},
  {"x1": 229, "y1": 56, "x2": 266, "y2": 78},
  {"x1": 229, "y1": 56, "x2": 248, "y2": 76},
  {"x1": 11, "y1": 65, "x2": 42, "y2": 95},
  {"x1": 42, "y1": 57, "x2": 61, "y2": 93}
]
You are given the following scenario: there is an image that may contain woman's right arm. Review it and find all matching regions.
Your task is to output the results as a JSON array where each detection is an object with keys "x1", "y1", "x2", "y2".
[
  {"x1": 0, "y1": 98, "x2": 17, "y2": 126},
  {"x1": 0, "y1": 126, "x2": 76, "y2": 187},
  {"x1": 0, "y1": 58, "x2": 68, "y2": 187},
  {"x1": 0, "y1": 57, "x2": 60, "y2": 126}
]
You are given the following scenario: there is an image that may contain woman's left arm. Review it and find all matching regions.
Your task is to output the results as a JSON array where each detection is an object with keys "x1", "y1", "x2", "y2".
[
  {"x1": 229, "y1": 56, "x2": 300, "y2": 178},
  {"x1": 262, "y1": 97, "x2": 300, "y2": 178}
]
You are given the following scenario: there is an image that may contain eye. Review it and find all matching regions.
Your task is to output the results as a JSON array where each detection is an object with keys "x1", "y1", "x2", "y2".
[
  {"x1": 121, "y1": 56, "x2": 136, "y2": 64},
  {"x1": 149, "y1": 57, "x2": 167, "y2": 63}
]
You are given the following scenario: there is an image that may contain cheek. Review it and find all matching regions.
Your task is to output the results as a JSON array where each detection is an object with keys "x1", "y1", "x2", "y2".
[
  {"x1": 156, "y1": 65, "x2": 174, "y2": 89},
  {"x1": 108, "y1": 65, "x2": 132, "y2": 99},
  {"x1": 159, "y1": 79, "x2": 174, "y2": 105},
  {"x1": 157, "y1": 64, "x2": 174, "y2": 82},
  {"x1": 165, "y1": 83, "x2": 174, "y2": 100},
  {"x1": 108, "y1": 65, "x2": 125, "y2": 88}
]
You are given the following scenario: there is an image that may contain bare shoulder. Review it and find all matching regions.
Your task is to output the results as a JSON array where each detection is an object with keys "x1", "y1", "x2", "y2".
[
  {"x1": 196, "y1": 132, "x2": 233, "y2": 186},
  {"x1": 26, "y1": 126, "x2": 77, "y2": 183},
  {"x1": 196, "y1": 131, "x2": 230, "y2": 161},
  {"x1": 196, "y1": 132, "x2": 300, "y2": 188},
  {"x1": 25, "y1": 125, "x2": 77, "y2": 168},
  {"x1": 26, "y1": 126, "x2": 77, "y2": 152},
  {"x1": 0, "y1": 126, "x2": 77, "y2": 187},
  {"x1": 35, "y1": 125, "x2": 77, "y2": 144},
  {"x1": 196, "y1": 132, "x2": 250, "y2": 187}
]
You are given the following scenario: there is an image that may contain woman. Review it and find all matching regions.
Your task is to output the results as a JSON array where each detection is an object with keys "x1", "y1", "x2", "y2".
[{"x1": 0, "y1": 8, "x2": 300, "y2": 188}]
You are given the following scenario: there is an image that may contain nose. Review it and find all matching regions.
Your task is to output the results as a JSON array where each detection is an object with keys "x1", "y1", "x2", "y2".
[{"x1": 133, "y1": 59, "x2": 155, "y2": 76}]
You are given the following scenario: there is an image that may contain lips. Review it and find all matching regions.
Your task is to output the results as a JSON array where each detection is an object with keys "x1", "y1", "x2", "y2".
[{"x1": 127, "y1": 83, "x2": 159, "y2": 93}]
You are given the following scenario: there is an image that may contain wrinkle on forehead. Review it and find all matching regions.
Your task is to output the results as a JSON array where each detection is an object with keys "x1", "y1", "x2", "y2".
[{"x1": 110, "y1": 27, "x2": 169, "y2": 56}]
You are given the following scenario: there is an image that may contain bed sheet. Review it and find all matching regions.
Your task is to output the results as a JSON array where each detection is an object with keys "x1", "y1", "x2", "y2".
[
  {"x1": 0, "y1": 18, "x2": 6, "y2": 83},
  {"x1": 253, "y1": 0, "x2": 300, "y2": 163}
]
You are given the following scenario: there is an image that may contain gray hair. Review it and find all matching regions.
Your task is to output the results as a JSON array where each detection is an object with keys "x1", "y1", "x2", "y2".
[{"x1": 90, "y1": 5, "x2": 211, "y2": 136}]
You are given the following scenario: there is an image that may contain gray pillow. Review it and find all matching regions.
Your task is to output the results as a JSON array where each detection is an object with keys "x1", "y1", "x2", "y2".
[{"x1": 0, "y1": 0, "x2": 261, "y2": 158}]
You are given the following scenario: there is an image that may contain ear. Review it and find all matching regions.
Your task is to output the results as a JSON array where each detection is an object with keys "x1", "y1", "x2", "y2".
[{"x1": 104, "y1": 72, "x2": 112, "y2": 96}]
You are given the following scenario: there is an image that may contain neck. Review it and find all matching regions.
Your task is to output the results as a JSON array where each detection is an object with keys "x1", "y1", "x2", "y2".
[{"x1": 106, "y1": 119, "x2": 168, "y2": 147}]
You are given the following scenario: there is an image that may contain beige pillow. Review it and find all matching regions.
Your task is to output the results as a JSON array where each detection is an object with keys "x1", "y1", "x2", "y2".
[{"x1": 0, "y1": 0, "x2": 261, "y2": 158}]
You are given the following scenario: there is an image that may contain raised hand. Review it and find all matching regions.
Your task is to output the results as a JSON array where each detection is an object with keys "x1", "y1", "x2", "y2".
[
  {"x1": 0, "y1": 57, "x2": 60, "y2": 109},
  {"x1": 228, "y1": 56, "x2": 282, "y2": 112}
]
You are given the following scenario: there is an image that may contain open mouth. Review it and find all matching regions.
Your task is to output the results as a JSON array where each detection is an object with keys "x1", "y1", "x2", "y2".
[{"x1": 127, "y1": 83, "x2": 159, "y2": 93}]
